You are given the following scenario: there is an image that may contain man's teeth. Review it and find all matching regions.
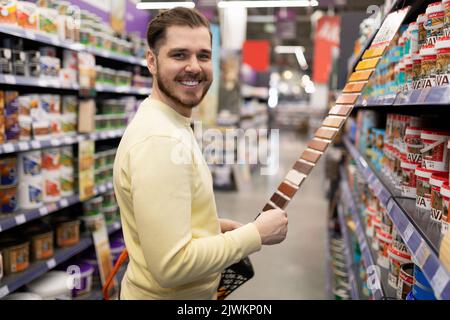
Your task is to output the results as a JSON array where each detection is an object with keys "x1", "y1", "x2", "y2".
[{"x1": 180, "y1": 80, "x2": 199, "y2": 86}]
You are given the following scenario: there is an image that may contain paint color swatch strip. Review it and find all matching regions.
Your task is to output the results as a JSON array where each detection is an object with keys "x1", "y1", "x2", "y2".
[
  {"x1": 278, "y1": 181, "x2": 298, "y2": 199},
  {"x1": 301, "y1": 149, "x2": 322, "y2": 163},
  {"x1": 343, "y1": 81, "x2": 367, "y2": 93},
  {"x1": 322, "y1": 116, "x2": 346, "y2": 128},
  {"x1": 355, "y1": 57, "x2": 380, "y2": 71},
  {"x1": 349, "y1": 70, "x2": 374, "y2": 82},
  {"x1": 362, "y1": 45, "x2": 387, "y2": 59},
  {"x1": 336, "y1": 93, "x2": 360, "y2": 105},
  {"x1": 260, "y1": 8, "x2": 411, "y2": 217},
  {"x1": 307, "y1": 139, "x2": 330, "y2": 152},
  {"x1": 329, "y1": 105, "x2": 353, "y2": 117}
]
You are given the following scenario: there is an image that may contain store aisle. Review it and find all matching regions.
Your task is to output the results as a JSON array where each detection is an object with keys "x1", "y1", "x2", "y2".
[{"x1": 215, "y1": 131, "x2": 328, "y2": 299}]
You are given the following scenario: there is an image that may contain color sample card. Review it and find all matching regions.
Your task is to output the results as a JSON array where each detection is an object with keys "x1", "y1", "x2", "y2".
[
  {"x1": 329, "y1": 105, "x2": 353, "y2": 117},
  {"x1": 301, "y1": 149, "x2": 322, "y2": 163},
  {"x1": 285, "y1": 169, "x2": 306, "y2": 186},
  {"x1": 278, "y1": 181, "x2": 298, "y2": 199},
  {"x1": 262, "y1": 203, "x2": 275, "y2": 212},
  {"x1": 315, "y1": 127, "x2": 338, "y2": 140},
  {"x1": 307, "y1": 139, "x2": 330, "y2": 152},
  {"x1": 293, "y1": 161, "x2": 314, "y2": 175},
  {"x1": 343, "y1": 81, "x2": 367, "y2": 93},
  {"x1": 270, "y1": 192, "x2": 289, "y2": 209},
  {"x1": 336, "y1": 93, "x2": 360, "y2": 105},
  {"x1": 322, "y1": 116, "x2": 346, "y2": 128},
  {"x1": 349, "y1": 70, "x2": 374, "y2": 82},
  {"x1": 355, "y1": 58, "x2": 380, "y2": 71},
  {"x1": 362, "y1": 45, "x2": 387, "y2": 59}
]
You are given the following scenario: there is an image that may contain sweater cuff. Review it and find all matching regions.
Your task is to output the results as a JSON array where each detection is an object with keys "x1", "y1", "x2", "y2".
[{"x1": 229, "y1": 222, "x2": 262, "y2": 258}]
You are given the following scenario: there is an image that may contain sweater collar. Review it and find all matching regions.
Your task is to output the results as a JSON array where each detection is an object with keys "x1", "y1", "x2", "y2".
[{"x1": 147, "y1": 97, "x2": 191, "y2": 127}]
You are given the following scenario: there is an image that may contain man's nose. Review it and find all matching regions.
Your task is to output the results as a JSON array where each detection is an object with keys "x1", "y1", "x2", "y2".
[{"x1": 185, "y1": 56, "x2": 201, "y2": 73}]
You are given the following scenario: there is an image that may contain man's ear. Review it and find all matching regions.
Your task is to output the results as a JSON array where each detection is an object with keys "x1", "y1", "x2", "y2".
[{"x1": 147, "y1": 49, "x2": 157, "y2": 75}]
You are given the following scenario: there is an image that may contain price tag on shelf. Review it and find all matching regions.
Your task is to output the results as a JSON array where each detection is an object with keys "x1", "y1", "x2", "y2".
[
  {"x1": 59, "y1": 198, "x2": 69, "y2": 208},
  {"x1": 39, "y1": 206, "x2": 49, "y2": 216},
  {"x1": 4, "y1": 75, "x2": 16, "y2": 85},
  {"x1": 103, "y1": 51, "x2": 111, "y2": 58},
  {"x1": 46, "y1": 258, "x2": 56, "y2": 269},
  {"x1": 38, "y1": 79, "x2": 48, "y2": 87},
  {"x1": 18, "y1": 142, "x2": 29, "y2": 151},
  {"x1": 47, "y1": 203, "x2": 57, "y2": 212},
  {"x1": 3, "y1": 143, "x2": 15, "y2": 153},
  {"x1": 107, "y1": 182, "x2": 113, "y2": 189},
  {"x1": 31, "y1": 140, "x2": 41, "y2": 149},
  {"x1": 100, "y1": 132, "x2": 107, "y2": 139},
  {"x1": 403, "y1": 224, "x2": 415, "y2": 243},
  {"x1": 99, "y1": 185, "x2": 106, "y2": 193},
  {"x1": 14, "y1": 214, "x2": 26, "y2": 225},
  {"x1": 50, "y1": 139, "x2": 61, "y2": 147},
  {"x1": 108, "y1": 131, "x2": 115, "y2": 138},
  {"x1": 431, "y1": 267, "x2": 449, "y2": 299},
  {"x1": 114, "y1": 221, "x2": 121, "y2": 230},
  {"x1": 62, "y1": 136, "x2": 72, "y2": 144},
  {"x1": 24, "y1": 29, "x2": 36, "y2": 40},
  {"x1": 414, "y1": 241, "x2": 430, "y2": 268},
  {"x1": 50, "y1": 36, "x2": 60, "y2": 46},
  {"x1": 0, "y1": 286, "x2": 10, "y2": 299}
]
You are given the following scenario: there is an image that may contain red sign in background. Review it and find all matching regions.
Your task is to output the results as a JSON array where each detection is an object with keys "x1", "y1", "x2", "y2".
[
  {"x1": 242, "y1": 40, "x2": 270, "y2": 72},
  {"x1": 312, "y1": 16, "x2": 341, "y2": 84}
]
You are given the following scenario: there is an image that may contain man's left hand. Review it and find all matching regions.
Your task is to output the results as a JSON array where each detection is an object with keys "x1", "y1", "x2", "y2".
[{"x1": 219, "y1": 218, "x2": 243, "y2": 233}]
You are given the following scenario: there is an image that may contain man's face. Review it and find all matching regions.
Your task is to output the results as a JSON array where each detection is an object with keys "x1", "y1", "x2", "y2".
[{"x1": 150, "y1": 25, "x2": 212, "y2": 109}]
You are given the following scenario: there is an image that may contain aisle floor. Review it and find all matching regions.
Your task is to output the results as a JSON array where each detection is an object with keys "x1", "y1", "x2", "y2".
[{"x1": 215, "y1": 131, "x2": 328, "y2": 300}]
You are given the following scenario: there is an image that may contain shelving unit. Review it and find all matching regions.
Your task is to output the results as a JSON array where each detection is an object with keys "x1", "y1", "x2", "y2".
[
  {"x1": 339, "y1": 171, "x2": 386, "y2": 300},
  {"x1": 343, "y1": 137, "x2": 450, "y2": 300},
  {"x1": 336, "y1": 203, "x2": 360, "y2": 300},
  {"x1": 0, "y1": 129, "x2": 125, "y2": 156},
  {"x1": 0, "y1": 181, "x2": 114, "y2": 233},
  {"x1": 0, "y1": 220, "x2": 121, "y2": 299},
  {"x1": 0, "y1": 24, "x2": 146, "y2": 67}
]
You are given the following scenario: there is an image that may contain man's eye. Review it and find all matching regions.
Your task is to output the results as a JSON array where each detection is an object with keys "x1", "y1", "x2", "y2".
[
  {"x1": 198, "y1": 54, "x2": 211, "y2": 61},
  {"x1": 173, "y1": 53, "x2": 185, "y2": 59}
]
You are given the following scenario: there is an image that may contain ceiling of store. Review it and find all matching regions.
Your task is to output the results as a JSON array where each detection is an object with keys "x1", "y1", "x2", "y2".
[{"x1": 139, "y1": 0, "x2": 385, "y2": 73}]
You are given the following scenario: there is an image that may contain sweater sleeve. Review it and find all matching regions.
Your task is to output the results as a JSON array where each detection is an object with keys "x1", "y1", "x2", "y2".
[{"x1": 129, "y1": 136, "x2": 261, "y2": 288}]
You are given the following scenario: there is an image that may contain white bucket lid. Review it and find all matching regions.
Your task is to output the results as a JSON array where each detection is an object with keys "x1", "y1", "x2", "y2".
[
  {"x1": 436, "y1": 36, "x2": 450, "y2": 50},
  {"x1": 441, "y1": 184, "x2": 450, "y2": 198},
  {"x1": 426, "y1": 1, "x2": 444, "y2": 15},
  {"x1": 26, "y1": 271, "x2": 71, "y2": 299},
  {"x1": 1, "y1": 292, "x2": 43, "y2": 300},
  {"x1": 420, "y1": 44, "x2": 437, "y2": 57}
]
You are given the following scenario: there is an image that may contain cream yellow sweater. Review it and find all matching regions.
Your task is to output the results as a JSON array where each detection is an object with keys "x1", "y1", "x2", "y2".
[{"x1": 113, "y1": 98, "x2": 262, "y2": 299}]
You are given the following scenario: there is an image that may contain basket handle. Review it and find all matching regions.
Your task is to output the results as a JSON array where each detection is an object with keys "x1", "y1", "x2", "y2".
[{"x1": 102, "y1": 249, "x2": 129, "y2": 300}]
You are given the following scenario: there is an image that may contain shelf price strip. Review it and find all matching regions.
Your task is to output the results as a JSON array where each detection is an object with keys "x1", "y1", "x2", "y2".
[{"x1": 344, "y1": 138, "x2": 450, "y2": 300}]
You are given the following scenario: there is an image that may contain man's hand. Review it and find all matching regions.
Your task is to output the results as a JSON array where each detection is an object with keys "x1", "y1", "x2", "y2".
[
  {"x1": 219, "y1": 218, "x2": 243, "y2": 233},
  {"x1": 253, "y1": 208, "x2": 288, "y2": 245}
]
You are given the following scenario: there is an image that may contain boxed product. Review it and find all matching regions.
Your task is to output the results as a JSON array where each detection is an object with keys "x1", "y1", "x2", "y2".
[
  {"x1": 0, "y1": 0, "x2": 17, "y2": 25},
  {"x1": 16, "y1": 1, "x2": 38, "y2": 29}
]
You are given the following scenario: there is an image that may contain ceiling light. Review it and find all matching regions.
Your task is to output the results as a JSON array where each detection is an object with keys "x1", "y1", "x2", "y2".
[
  {"x1": 136, "y1": 2, "x2": 195, "y2": 10},
  {"x1": 218, "y1": 1, "x2": 318, "y2": 8},
  {"x1": 275, "y1": 46, "x2": 308, "y2": 70}
]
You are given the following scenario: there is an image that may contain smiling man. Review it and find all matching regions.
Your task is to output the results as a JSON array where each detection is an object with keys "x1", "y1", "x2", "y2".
[{"x1": 113, "y1": 7, "x2": 288, "y2": 300}]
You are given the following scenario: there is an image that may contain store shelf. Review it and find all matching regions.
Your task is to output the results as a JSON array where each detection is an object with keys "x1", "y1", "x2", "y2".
[
  {"x1": 356, "y1": 86, "x2": 450, "y2": 108},
  {"x1": 0, "y1": 129, "x2": 124, "y2": 156},
  {"x1": 0, "y1": 74, "x2": 79, "y2": 90},
  {"x1": 0, "y1": 24, "x2": 146, "y2": 67},
  {"x1": 0, "y1": 219, "x2": 121, "y2": 299},
  {"x1": 336, "y1": 203, "x2": 360, "y2": 300},
  {"x1": 95, "y1": 84, "x2": 151, "y2": 96},
  {"x1": 339, "y1": 177, "x2": 385, "y2": 300},
  {"x1": 343, "y1": 136, "x2": 450, "y2": 300},
  {"x1": 0, "y1": 181, "x2": 114, "y2": 234}
]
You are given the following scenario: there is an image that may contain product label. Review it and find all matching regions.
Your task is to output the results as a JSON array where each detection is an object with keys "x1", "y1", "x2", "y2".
[
  {"x1": 416, "y1": 195, "x2": 431, "y2": 210},
  {"x1": 10, "y1": 247, "x2": 29, "y2": 273},
  {"x1": 28, "y1": 184, "x2": 42, "y2": 204},
  {"x1": 423, "y1": 141, "x2": 449, "y2": 171},
  {"x1": 402, "y1": 186, "x2": 417, "y2": 198},
  {"x1": 22, "y1": 156, "x2": 40, "y2": 176},
  {"x1": 422, "y1": 76, "x2": 437, "y2": 88},
  {"x1": 35, "y1": 237, "x2": 53, "y2": 259},
  {"x1": 436, "y1": 73, "x2": 450, "y2": 86}
]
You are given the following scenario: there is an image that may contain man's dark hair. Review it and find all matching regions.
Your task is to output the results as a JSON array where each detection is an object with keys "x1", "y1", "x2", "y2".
[{"x1": 146, "y1": 7, "x2": 211, "y2": 54}]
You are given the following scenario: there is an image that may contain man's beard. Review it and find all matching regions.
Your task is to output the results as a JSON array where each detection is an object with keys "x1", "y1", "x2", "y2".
[{"x1": 156, "y1": 61, "x2": 212, "y2": 109}]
